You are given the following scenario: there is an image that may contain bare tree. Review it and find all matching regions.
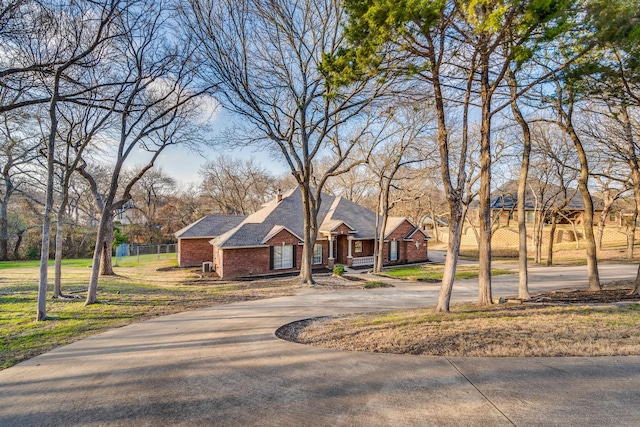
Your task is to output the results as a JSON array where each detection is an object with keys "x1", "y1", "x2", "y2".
[
  {"x1": 546, "y1": 77, "x2": 601, "y2": 290},
  {"x1": 52, "y1": 90, "x2": 117, "y2": 298},
  {"x1": 33, "y1": 0, "x2": 122, "y2": 321},
  {"x1": 184, "y1": 0, "x2": 388, "y2": 284},
  {"x1": 79, "y1": 0, "x2": 210, "y2": 305},
  {"x1": 200, "y1": 158, "x2": 276, "y2": 215},
  {"x1": 322, "y1": 163, "x2": 376, "y2": 207},
  {"x1": 0, "y1": 102, "x2": 39, "y2": 260},
  {"x1": 368, "y1": 107, "x2": 434, "y2": 273},
  {"x1": 124, "y1": 168, "x2": 178, "y2": 243}
]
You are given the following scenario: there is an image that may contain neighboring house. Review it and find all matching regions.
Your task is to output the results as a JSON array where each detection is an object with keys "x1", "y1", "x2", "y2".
[
  {"x1": 175, "y1": 214, "x2": 247, "y2": 267},
  {"x1": 421, "y1": 215, "x2": 448, "y2": 230},
  {"x1": 177, "y1": 188, "x2": 430, "y2": 279},
  {"x1": 485, "y1": 180, "x2": 614, "y2": 226}
]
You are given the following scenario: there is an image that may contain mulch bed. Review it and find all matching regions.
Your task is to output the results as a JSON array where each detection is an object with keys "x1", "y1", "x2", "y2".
[{"x1": 527, "y1": 283, "x2": 640, "y2": 304}]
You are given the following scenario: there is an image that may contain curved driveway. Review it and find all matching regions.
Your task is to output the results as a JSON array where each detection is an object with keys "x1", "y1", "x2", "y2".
[{"x1": 1, "y1": 262, "x2": 640, "y2": 426}]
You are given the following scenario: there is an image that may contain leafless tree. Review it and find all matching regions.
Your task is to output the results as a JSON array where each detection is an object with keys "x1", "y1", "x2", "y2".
[
  {"x1": 200, "y1": 158, "x2": 276, "y2": 215},
  {"x1": 0, "y1": 101, "x2": 40, "y2": 260},
  {"x1": 543, "y1": 78, "x2": 601, "y2": 290},
  {"x1": 78, "y1": 0, "x2": 210, "y2": 305},
  {"x1": 367, "y1": 107, "x2": 435, "y2": 272},
  {"x1": 322, "y1": 163, "x2": 376, "y2": 208},
  {"x1": 33, "y1": 0, "x2": 122, "y2": 321},
  {"x1": 51, "y1": 90, "x2": 118, "y2": 298},
  {"x1": 183, "y1": 0, "x2": 389, "y2": 284}
]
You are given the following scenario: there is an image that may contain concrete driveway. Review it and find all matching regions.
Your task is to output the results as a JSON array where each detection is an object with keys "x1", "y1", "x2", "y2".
[{"x1": 1, "y1": 261, "x2": 640, "y2": 426}]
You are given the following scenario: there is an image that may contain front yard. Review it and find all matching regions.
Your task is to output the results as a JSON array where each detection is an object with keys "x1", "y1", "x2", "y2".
[
  {"x1": 0, "y1": 255, "x2": 304, "y2": 370},
  {"x1": 383, "y1": 264, "x2": 514, "y2": 281}
]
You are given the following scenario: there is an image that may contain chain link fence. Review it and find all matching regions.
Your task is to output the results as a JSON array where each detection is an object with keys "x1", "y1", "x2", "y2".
[{"x1": 115, "y1": 243, "x2": 177, "y2": 263}]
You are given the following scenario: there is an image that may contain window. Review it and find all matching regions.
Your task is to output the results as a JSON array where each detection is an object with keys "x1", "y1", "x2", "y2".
[
  {"x1": 526, "y1": 211, "x2": 535, "y2": 223},
  {"x1": 390, "y1": 240, "x2": 398, "y2": 261},
  {"x1": 354, "y1": 241, "x2": 363, "y2": 253},
  {"x1": 272, "y1": 244, "x2": 294, "y2": 269},
  {"x1": 313, "y1": 243, "x2": 322, "y2": 264},
  {"x1": 610, "y1": 212, "x2": 617, "y2": 221}
]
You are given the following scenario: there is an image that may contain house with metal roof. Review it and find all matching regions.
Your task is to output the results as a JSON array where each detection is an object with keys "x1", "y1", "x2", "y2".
[{"x1": 177, "y1": 188, "x2": 430, "y2": 278}]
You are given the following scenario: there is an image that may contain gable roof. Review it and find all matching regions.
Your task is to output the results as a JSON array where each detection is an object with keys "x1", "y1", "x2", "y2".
[
  {"x1": 405, "y1": 226, "x2": 431, "y2": 240},
  {"x1": 212, "y1": 187, "x2": 419, "y2": 249},
  {"x1": 174, "y1": 214, "x2": 247, "y2": 239},
  {"x1": 490, "y1": 180, "x2": 605, "y2": 211}
]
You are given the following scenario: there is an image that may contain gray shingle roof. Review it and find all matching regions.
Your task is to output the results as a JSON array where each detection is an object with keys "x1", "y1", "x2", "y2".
[
  {"x1": 174, "y1": 214, "x2": 247, "y2": 239},
  {"x1": 212, "y1": 187, "x2": 415, "y2": 248},
  {"x1": 490, "y1": 180, "x2": 604, "y2": 211}
]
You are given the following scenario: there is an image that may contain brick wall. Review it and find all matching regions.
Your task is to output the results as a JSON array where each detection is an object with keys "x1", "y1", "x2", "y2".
[
  {"x1": 178, "y1": 238, "x2": 214, "y2": 267},
  {"x1": 405, "y1": 233, "x2": 429, "y2": 263},
  {"x1": 382, "y1": 220, "x2": 428, "y2": 265},
  {"x1": 219, "y1": 247, "x2": 271, "y2": 278},
  {"x1": 217, "y1": 228, "x2": 306, "y2": 279}
]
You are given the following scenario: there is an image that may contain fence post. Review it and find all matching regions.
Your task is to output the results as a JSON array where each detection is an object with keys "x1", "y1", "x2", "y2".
[
  {"x1": 137, "y1": 246, "x2": 140, "y2": 263},
  {"x1": 157, "y1": 244, "x2": 160, "y2": 260}
]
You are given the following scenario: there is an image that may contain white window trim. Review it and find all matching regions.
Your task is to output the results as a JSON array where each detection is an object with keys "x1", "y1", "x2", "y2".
[
  {"x1": 273, "y1": 244, "x2": 294, "y2": 269},
  {"x1": 354, "y1": 241, "x2": 363, "y2": 253},
  {"x1": 390, "y1": 240, "x2": 398, "y2": 261},
  {"x1": 313, "y1": 243, "x2": 323, "y2": 264}
]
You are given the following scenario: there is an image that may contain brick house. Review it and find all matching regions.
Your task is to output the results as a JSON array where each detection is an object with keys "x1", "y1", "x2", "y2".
[
  {"x1": 482, "y1": 180, "x2": 613, "y2": 226},
  {"x1": 175, "y1": 214, "x2": 246, "y2": 267},
  {"x1": 176, "y1": 188, "x2": 430, "y2": 279}
]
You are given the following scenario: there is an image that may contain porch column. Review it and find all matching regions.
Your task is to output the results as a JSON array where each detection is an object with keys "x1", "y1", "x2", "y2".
[
  {"x1": 327, "y1": 236, "x2": 334, "y2": 268},
  {"x1": 347, "y1": 236, "x2": 353, "y2": 258},
  {"x1": 328, "y1": 236, "x2": 334, "y2": 260}
]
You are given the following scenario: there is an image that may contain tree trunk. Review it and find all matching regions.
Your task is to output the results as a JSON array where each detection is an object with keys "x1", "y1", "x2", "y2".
[
  {"x1": 631, "y1": 263, "x2": 640, "y2": 295},
  {"x1": 477, "y1": 45, "x2": 492, "y2": 306},
  {"x1": 535, "y1": 218, "x2": 544, "y2": 264},
  {"x1": 430, "y1": 207, "x2": 440, "y2": 243},
  {"x1": 53, "y1": 212, "x2": 65, "y2": 298},
  {"x1": 0, "y1": 199, "x2": 8, "y2": 261},
  {"x1": 376, "y1": 190, "x2": 390, "y2": 274},
  {"x1": 622, "y1": 104, "x2": 640, "y2": 262},
  {"x1": 562, "y1": 105, "x2": 600, "y2": 290},
  {"x1": 573, "y1": 148, "x2": 600, "y2": 290},
  {"x1": 629, "y1": 192, "x2": 640, "y2": 260},
  {"x1": 13, "y1": 229, "x2": 24, "y2": 259},
  {"x1": 37, "y1": 72, "x2": 62, "y2": 321},
  {"x1": 595, "y1": 195, "x2": 617, "y2": 252},
  {"x1": 595, "y1": 210, "x2": 607, "y2": 251},
  {"x1": 626, "y1": 220, "x2": 636, "y2": 260},
  {"x1": 100, "y1": 214, "x2": 115, "y2": 276},
  {"x1": 435, "y1": 209, "x2": 464, "y2": 313},
  {"x1": 508, "y1": 68, "x2": 531, "y2": 299},
  {"x1": 373, "y1": 195, "x2": 381, "y2": 272},
  {"x1": 298, "y1": 186, "x2": 318, "y2": 285},
  {"x1": 569, "y1": 220, "x2": 580, "y2": 249},
  {"x1": 546, "y1": 214, "x2": 557, "y2": 266},
  {"x1": 85, "y1": 209, "x2": 112, "y2": 305}
]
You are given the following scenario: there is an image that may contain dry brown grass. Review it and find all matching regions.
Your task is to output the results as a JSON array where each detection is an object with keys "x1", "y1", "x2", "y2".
[{"x1": 279, "y1": 293, "x2": 640, "y2": 357}]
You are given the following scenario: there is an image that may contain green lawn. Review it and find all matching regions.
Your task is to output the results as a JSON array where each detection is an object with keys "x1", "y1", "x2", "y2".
[
  {"x1": 0, "y1": 256, "x2": 296, "y2": 370},
  {"x1": 384, "y1": 264, "x2": 514, "y2": 281},
  {"x1": 0, "y1": 253, "x2": 175, "y2": 270}
]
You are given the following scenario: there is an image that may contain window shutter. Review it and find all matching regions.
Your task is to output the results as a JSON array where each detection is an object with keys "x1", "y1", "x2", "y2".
[
  {"x1": 269, "y1": 246, "x2": 274, "y2": 270},
  {"x1": 292, "y1": 245, "x2": 297, "y2": 268}
]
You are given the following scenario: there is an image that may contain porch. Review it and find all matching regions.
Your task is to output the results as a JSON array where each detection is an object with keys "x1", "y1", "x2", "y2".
[{"x1": 350, "y1": 255, "x2": 374, "y2": 267}]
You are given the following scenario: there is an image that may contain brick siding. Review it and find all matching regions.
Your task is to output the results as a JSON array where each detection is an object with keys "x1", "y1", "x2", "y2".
[
  {"x1": 217, "y1": 228, "x2": 306, "y2": 279},
  {"x1": 178, "y1": 238, "x2": 214, "y2": 267}
]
